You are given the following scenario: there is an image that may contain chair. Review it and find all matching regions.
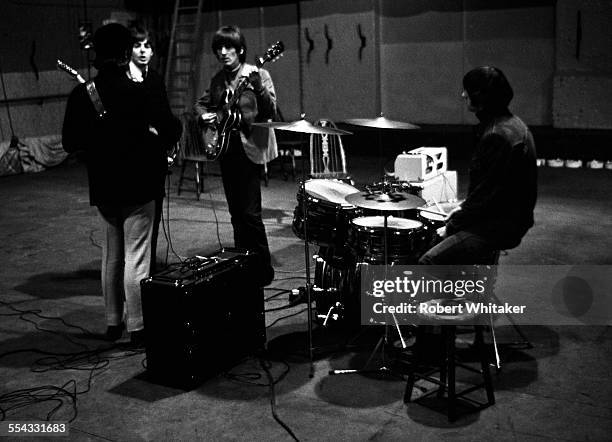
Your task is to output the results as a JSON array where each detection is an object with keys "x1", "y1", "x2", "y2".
[
  {"x1": 270, "y1": 106, "x2": 303, "y2": 181},
  {"x1": 309, "y1": 119, "x2": 349, "y2": 180},
  {"x1": 276, "y1": 137, "x2": 303, "y2": 181},
  {"x1": 177, "y1": 112, "x2": 209, "y2": 200}
]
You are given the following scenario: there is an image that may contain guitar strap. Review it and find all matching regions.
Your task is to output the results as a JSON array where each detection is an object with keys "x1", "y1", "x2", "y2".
[{"x1": 85, "y1": 80, "x2": 107, "y2": 119}]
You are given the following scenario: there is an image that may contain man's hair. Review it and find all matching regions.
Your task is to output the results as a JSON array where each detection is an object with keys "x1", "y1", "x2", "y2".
[
  {"x1": 129, "y1": 23, "x2": 153, "y2": 47},
  {"x1": 211, "y1": 25, "x2": 246, "y2": 63},
  {"x1": 93, "y1": 23, "x2": 132, "y2": 69},
  {"x1": 463, "y1": 66, "x2": 514, "y2": 113}
]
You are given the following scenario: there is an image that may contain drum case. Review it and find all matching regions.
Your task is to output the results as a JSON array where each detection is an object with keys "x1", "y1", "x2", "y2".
[{"x1": 140, "y1": 248, "x2": 265, "y2": 390}]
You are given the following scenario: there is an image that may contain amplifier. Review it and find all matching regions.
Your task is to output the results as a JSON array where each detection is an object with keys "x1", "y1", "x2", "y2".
[
  {"x1": 140, "y1": 248, "x2": 265, "y2": 390},
  {"x1": 395, "y1": 147, "x2": 448, "y2": 182}
]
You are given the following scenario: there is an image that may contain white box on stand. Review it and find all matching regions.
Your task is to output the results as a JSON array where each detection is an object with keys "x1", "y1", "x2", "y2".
[{"x1": 395, "y1": 147, "x2": 448, "y2": 182}]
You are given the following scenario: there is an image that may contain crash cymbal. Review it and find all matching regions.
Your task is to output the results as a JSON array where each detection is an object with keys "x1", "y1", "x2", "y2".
[
  {"x1": 252, "y1": 119, "x2": 352, "y2": 135},
  {"x1": 345, "y1": 190, "x2": 425, "y2": 211},
  {"x1": 342, "y1": 116, "x2": 420, "y2": 130}
]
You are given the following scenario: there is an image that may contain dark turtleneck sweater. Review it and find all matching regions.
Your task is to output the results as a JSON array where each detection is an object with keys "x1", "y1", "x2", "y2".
[{"x1": 446, "y1": 108, "x2": 537, "y2": 249}]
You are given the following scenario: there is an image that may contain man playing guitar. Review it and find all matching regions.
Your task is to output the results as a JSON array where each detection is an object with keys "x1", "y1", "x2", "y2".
[{"x1": 194, "y1": 25, "x2": 277, "y2": 286}]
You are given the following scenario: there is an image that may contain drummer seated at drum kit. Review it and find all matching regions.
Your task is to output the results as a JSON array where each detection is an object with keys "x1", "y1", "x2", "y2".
[{"x1": 418, "y1": 66, "x2": 537, "y2": 266}]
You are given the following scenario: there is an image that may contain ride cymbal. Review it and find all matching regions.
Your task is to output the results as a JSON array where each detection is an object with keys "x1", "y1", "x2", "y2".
[
  {"x1": 252, "y1": 120, "x2": 352, "y2": 135},
  {"x1": 342, "y1": 116, "x2": 420, "y2": 130}
]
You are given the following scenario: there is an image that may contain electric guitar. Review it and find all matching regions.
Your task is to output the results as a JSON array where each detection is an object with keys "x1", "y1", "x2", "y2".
[
  {"x1": 56, "y1": 59, "x2": 85, "y2": 84},
  {"x1": 201, "y1": 41, "x2": 284, "y2": 161}
]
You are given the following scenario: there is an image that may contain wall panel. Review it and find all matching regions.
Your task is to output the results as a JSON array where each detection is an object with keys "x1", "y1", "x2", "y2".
[
  {"x1": 381, "y1": 4, "x2": 464, "y2": 125},
  {"x1": 554, "y1": 0, "x2": 612, "y2": 129},
  {"x1": 262, "y1": 4, "x2": 301, "y2": 121},
  {"x1": 463, "y1": 4, "x2": 555, "y2": 125},
  {"x1": 300, "y1": 0, "x2": 377, "y2": 122}
]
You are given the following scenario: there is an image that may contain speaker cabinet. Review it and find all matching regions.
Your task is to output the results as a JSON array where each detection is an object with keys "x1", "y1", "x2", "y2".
[{"x1": 141, "y1": 248, "x2": 265, "y2": 390}]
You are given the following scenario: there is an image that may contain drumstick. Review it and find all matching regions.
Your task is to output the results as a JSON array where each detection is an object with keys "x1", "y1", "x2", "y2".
[
  {"x1": 431, "y1": 199, "x2": 445, "y2": 214},
  {"x1": 418, "y1": 207, "x2": 450, "y2": 219}
]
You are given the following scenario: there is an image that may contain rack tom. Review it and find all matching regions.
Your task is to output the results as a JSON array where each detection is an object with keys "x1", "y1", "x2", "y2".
[{"x1": 292, "y1": 179, "x2": 362, "y2": 248}]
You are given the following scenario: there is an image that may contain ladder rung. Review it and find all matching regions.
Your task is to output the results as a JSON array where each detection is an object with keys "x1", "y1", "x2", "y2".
[{"x1": 176, "y1": 22, "x2": 196, "y2": 27}]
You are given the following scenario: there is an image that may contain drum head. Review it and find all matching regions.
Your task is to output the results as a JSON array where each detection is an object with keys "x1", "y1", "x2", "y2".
[
  {"x1": 420, "y1": 200, "x2": 462, "y2": 222},
  {"x1": 304, "y1": 179, "x2": 359, "y2": 206},
  {"x1": 351, "y1": 216, "x2": 422, "y2": 230}
]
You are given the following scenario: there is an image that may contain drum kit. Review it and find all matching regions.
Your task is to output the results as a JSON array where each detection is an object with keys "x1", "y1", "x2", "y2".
[{"x1": 253, "y1": 115, "x2": 456, "y2": 374}]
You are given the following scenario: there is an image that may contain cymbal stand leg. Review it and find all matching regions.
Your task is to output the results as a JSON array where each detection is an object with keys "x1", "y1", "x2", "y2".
[{"x1": 300, "y1": 134, "x2": 315, "y2": 379}]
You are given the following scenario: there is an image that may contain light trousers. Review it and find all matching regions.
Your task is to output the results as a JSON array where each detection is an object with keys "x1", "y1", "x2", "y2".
[{"x1": 98, "y1": 200, "x2": 155, "y2": 332}]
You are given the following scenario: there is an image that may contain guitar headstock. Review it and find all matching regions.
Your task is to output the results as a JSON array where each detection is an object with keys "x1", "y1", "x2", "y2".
[
  {"x1": 57, "y1": 59, "x2": 86, "y2": 84},
  {"x1": 255, "y1": 41, "x2": 285, "y2": 68}
]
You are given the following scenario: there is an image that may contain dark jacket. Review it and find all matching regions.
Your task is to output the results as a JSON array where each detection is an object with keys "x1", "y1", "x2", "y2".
[
  {"x1": 62, "y1": 64, "x2": 181, "y2": 206},
  {"x1": 446, "y1": 110, "x2": 537, "y2": 249}
]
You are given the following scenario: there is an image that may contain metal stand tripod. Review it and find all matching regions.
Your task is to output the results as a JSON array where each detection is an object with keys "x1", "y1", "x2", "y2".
[{"x1": 329, "y1": 183, "x2": 411, "y2": 378}]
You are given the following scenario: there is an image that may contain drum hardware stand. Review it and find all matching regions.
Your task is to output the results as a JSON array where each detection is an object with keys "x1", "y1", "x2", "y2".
[
  {"x1": 329, "y1": 197, "x2": 409, "y2": 378},
  {"x1": 486, "y1": 291, "x2": 533, "y2": 373},
  {"x1": 297, "y1": 150, "x2": 351, "y2": 377},
  {"x1": 297, "y1": 133, "x2": 317, "y2": 378},
  {"x1": 251, "y1": 117, "x2": 353, "y2": 377}
]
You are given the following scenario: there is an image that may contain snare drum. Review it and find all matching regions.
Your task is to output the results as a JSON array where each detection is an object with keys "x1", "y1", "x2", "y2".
[
  {"x1": 347, "y1": 216, "x2": 430, "y2": 264},
  {"x1": 292, "y1": 179, "x2": 362, "y2": 247}
]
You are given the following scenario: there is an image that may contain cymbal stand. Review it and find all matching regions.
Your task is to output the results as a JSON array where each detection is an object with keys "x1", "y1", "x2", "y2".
[
  {"x1": 330, "y1": 182, "x2": 408, "y2": 377},
  {"x1": 297, "y1": 133, "x2": 316, "y2": 378}
]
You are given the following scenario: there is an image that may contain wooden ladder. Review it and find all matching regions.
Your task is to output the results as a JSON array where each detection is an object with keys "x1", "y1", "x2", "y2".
[{"x1": 165, "y1": 0, "x2": 204, "y2": 116}]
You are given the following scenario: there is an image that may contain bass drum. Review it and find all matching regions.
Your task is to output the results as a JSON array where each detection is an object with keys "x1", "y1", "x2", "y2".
[{"x1": 292, "y1": 179, "x2": 362, "y2": 248}]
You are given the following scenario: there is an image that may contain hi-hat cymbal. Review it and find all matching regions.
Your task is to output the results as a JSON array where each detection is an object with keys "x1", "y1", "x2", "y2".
[
  {"x1": 342, "y1": 116, "x2": 420, "y2": 130},
  {"x1": 345, "y1": 190, "x2": 425, "y2": 211},
  {"x1": 252, "y1": 120, "x2": 352, "y2": 135}
]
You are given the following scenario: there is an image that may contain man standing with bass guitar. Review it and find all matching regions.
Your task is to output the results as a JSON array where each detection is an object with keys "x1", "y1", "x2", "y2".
[
  {"x1": 62, "y1": 23, "x2": 182, "y2": 346},
  {"x1": 194, "y1": 25, "x2": 277, "y2": 286}
]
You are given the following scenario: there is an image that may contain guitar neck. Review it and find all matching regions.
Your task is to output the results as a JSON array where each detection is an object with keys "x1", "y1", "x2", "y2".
[{"x1": 227, "y1": 76, "x2": 251, "y2": 109}]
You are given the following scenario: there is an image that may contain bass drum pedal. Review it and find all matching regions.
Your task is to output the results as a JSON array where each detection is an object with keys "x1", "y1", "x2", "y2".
[{"x1": 312, "y1": 247, "x2": 359, "y2": 329}]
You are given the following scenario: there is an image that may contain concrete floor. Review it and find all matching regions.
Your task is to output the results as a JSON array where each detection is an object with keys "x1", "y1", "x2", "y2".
[{"x1": 1, "y1": 152, "x2": 612, "y2": 441}]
